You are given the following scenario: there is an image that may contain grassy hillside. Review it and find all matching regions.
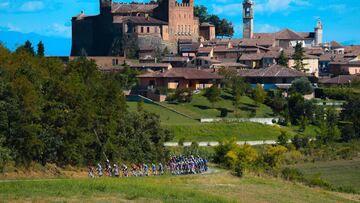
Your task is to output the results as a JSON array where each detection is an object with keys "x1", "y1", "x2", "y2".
[
  {"x1": 166, "y1": 122, "x2": 286, "y2": 142},
  {"x1": 0, "y1": 171, "x2": 356, "y2": 202},
  {"x1": 161, "y1": 91, "x2": 275, "y2": 119},
  {"x1": 294, "y1": 159, "x2": 360, "y2": 193},
  {"x1": 127, "y1": 101, "x2": 197, "y2": 125}
]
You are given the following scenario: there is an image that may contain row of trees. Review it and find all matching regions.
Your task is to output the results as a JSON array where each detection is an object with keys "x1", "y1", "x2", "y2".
[{"x1": 0, "y1": 42, "x2": 172, "y2": 171}]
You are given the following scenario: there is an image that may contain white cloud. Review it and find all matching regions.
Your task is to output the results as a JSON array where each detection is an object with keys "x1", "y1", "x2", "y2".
[
  {"x1": 19, "y1": 1, "x2": 45, "y2": 12},
  {"x1": 0, "y1": 1, "x2": 10, "y2": 9},
  {"x1": 256, "y1": 24, "x2": 279, "y2": 33},
  {"x1": 255, "y1": 0, "x2": 309, "y2": 13},
  {"x1": 44, "y1": 23, "x2": 71, "y2": 38},
  {"x1": 212, "y1": 3, "x2": 242, "y2": 16}
]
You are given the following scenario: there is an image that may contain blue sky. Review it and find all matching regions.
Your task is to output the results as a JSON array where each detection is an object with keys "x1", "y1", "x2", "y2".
[{"x1": 0, "y1": 0, "x2": 359, "y2": 55}]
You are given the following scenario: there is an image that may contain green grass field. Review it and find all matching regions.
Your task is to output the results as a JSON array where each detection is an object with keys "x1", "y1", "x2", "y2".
[
  {"x1": 166, "y1": 122, "x2": 286, "y2": 142},
  {"x1": 294, "y1": 159, "x2": 360, "y2": 193},
  {"x1": 127, "y1": 101, "x2": 197, "y2": 125},
  {"x1": 161, "y1": 91, "x2": 275, "y2": 119},
  {"x1": 0, "y1": 171, "x2": 356, "y2": 202}
]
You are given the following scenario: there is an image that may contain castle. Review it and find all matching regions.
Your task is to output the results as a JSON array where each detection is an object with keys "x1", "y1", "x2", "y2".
[{"x1": 71, "y1": 0, "x2": 206, "y2": 56}]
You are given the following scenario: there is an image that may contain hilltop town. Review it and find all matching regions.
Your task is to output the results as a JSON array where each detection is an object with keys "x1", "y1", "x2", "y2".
[
  {"x1": 70, "y1": 0, "x2": 360, "y2": 99},
  {"x1": 0, "y1": 0, "x2": 360, "y2": 202}
]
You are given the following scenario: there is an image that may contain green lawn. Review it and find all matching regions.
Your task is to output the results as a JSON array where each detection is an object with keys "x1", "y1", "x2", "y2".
[
  {"x1": 127, "y1": 101, "x2": 197, "y2": 125},
  {"x1": 161, "y1": 91, "x2": 275, "y2": 119},
  {"x1": 294, "y1": 158, "x2": 360, "y2": 193},
  {"x1": 166, "y1": 122, "x2": 288, "y2": 142},
  {"x1": 0, "y1": 171, "x2": 356, "y2": 202}
]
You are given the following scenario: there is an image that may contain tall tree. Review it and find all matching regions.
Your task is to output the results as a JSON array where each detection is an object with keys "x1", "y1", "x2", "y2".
[
  {"x1": 278, "y1": 50, "x2": 288, "y2": 67},
  {"x1": 253, "y1": 84, "x2": 266, "y2": 107},
  {"x1": 292, "y1": 42, "x2": 306, "y2": 72},
  {"x1": 37, "y1": 41, "x2": 45, "y2": 56},
  {"x1": 205, "y1": 85, "x2": 221, "y2": 108},
  {"x1": 23, "y1": 40, "x2": 35, "y2": 56},
  {"x1": 194, "y1": 5, "x2": 208, "y2": 23}
]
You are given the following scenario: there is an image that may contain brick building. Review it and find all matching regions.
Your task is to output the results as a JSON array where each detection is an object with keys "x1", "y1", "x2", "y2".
[{"x1": 71, "y1": 0, "x2": 205, "y2": 56}]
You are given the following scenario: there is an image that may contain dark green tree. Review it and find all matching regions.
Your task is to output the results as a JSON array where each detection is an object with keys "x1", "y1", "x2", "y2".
[
  {"x1": 23, "y1": 40, "x2": 35, "y2": 56},
  {"x1": 205, "y1": 85, "x2": 221, "y2": 108},
  {"x1": 292, "y1": 42, "x2": 306, "y2": 72},
  {"x1": 278, "y1": 50, "x2": 288, "y2": 67},
  {"x1": 37, "y1": 41, "x2": 45, "y2": 56},
  {"x1": 253, "y1": 84, "x2": 266, "y2": 107},
  {"x1": 289, "y1": 77, "x2": 313, "y2": 95},
  {"x1": 194, "y1": 5, "x2": 208, "y2": 23}
]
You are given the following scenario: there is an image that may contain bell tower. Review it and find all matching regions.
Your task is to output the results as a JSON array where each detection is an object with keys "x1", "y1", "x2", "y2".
[
  {"x1": 100, "y1": 0, "x2": 112, "y2": 14},
  {"x1": 315, "y1": 19, "x2": 323, "y2": 46},
  {"x1": 243, "y1": 0, "x2": 254, "y2": 39}
]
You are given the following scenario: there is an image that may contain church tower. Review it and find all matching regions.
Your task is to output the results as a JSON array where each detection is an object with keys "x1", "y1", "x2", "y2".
[
  {"x1": 100, "y1": 0, "x2": 112, "y2": 14},
  {"x1": 243, "y1": 0, "x2": 254, "y2": 39},
  {"x1": 315, "y1": 19, "x2": 323, "y2": 46}
]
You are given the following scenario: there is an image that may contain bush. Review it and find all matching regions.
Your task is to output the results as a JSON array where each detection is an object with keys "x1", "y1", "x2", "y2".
[
  {"x1": 220, "y1": 109, "x2": 228, "y2": 118},
  {"x1": 178, "y1": 138, "x2": 185, "y2": 146},
  {"x1": 235, "y1": 163, "x2": 244, "y2": 177},
  {"x1": 281, "y1": 167, "x2": 304, "y2": 181}
]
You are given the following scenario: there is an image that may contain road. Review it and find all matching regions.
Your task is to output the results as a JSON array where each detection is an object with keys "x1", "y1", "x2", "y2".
[{"x1": 164, "y1": 140, "x2": 278, "y2": 147}]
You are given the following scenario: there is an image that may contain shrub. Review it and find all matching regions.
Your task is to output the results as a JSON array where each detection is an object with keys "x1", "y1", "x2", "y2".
[
  {"x1": 281, "y1": 167, "x2": 304, "y2": 181},
  {"x1": 220, "y1": 108, "x2": 228, "y2": 117},
  {"x1": 235, "y1": 162, "x2": 244, "y2": 177},
  {"x1": 178, "y1": 138, "x2": 185, "y2": 146}
]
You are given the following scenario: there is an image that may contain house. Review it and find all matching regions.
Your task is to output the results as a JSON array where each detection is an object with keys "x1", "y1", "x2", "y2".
[
  {"x1": 318, "y1": 75, "x2": 360, "y2": 87},
  {"x1": 236, "y1": 64, "x2": 317, "y2": 91},
  {"x1": 187, "y1": 57, "x2": 221, "y2": 68},
  {"x1": 199, "y1": 22, "x2": 216, "y2": 41},
  {"x1": 129, "y1": 63, "x2": 172, "y2": 72},
  {"x1": 137, "y1": 68, "x2": 223, "y2": 90},
  {"x1": 288, "y1": 54, "x2": 319, "y2": 77},
  {"x1": 161, "y1": 56, "x2": 189, "y2": 67},
  {"x1": 329, "y1": 60, "x2": 360, "y2": 75}
]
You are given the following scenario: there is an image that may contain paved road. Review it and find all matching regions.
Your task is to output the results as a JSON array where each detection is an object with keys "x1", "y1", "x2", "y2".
[{"x1": 164, "y1": 140, "x2": 278, "y2": 147}]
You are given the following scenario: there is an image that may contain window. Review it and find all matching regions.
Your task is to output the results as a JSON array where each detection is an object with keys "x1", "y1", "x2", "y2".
[
  {"x1": 116, "y1": 59, "x2": 119, "y2": 65},
  {"x1": 141, "y1": 27, "x2": 144, "y2": 33},
  {"x1": 155, "y1": 27, "x2": 158, "y2": 33},
  {"x1": 112, "y1": 59, "x2": 116, "y2": 66},
  {"x1": 147, "y1": 27, "x2": 150, "y2": 33}
]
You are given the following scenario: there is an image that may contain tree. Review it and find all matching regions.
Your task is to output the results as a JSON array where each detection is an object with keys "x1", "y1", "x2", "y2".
[
  {"x1": 316, "y1": 107, "x2": 341, "y2": 144},
  {"x1": 37, "y1": 41, "x2": 45, "y2": 56},
  {"x1": 292, "y1": 42, "x2": 306, "y2": 72},
  {"x1": 23, "y1": 40, "x2": 35, "y2": 56},
  {"x1": 289, "y1": 77, "x2": 313, "y2": 95},
  {"x1": 278, "y1": 50, "x2": 288, "y2": 67},
  {"x1": 277, "y1": 130, "x2": 290, "y2": 147},
  {"x1": 205, "y1": 85, "x2": 221, "y2": 108},
  {"x1": 287, "y1": 93, "x2": 316, "y2": 125},
  {"x1": 253, "y1": 84, "x2": 266, "y2": 107},
  {"x1": 341, "y1": 94, "x2": 360, "y2": 138},
  {"x1": 137, "y1": 99, "x2": 145, "y2": 112},
  {"x1": 194, "y1": 5, "x2": 208, "y2": 23}
]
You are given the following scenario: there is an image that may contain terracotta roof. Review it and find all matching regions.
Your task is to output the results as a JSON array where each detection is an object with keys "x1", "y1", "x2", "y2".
[
  {"x1": 200, "y1": 22, "x2": 215, "y2": 27},
  {"x1": 113, "y1": 16, "x2": 167, "y2": 25},
  {"x1": 305, "y1": 47, "x2": 324, "y2": 56},
  {"x1": 111, "y1": 3, "x2": 158, "y2": 14},
  {"x1": 319, "y1": 75, "x2": 360, "y2": 85},
  {"x1": 196, "y1": 57, "x2": 221, "y2": 63},
  {"x1": 330, "y1": 41, "x2": 343, "y2": 48},
  {"x1": 239, "y1": 38, "x2": 275, "y2": 47},
  {"x1": 319, "y1": 53, "x2": 345, "y2": 62},
  {"x1": 239, "y1": 53, "x2": 264, "y2": 61},
  {"x1": 297, "y1": 32, "x2": 315, "y2": 39},
  {"x1": 130, "y1": 63, "x2": 171, "y2": 68},
  {"x1": 275, "y1": 29, "x2": 304, "y2": 40},
  {"x1": 162, "y1": 56, "x2": 189, "y2": 62},
  {"x1": 197, "y1": 47, "x2": 213, "y2": 54},
  {"x1": 212, "y1": 62, "x2": 249, "y2": 68},
  {"x1": 237, "y1": 64, "x2": 308, "y2": 78},
  {"x1": 137, "y1": 68, "x2": 223, "y2": 80}
]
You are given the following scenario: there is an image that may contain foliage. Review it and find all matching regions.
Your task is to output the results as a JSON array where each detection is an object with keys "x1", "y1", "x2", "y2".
[
  {"x1": 291, "y1": 134, "x2": 310, "y2": 150},
  {"x1": 37, "y1": 41, "x2": 45, "y2": 57},
  {"x1": 287, "y1": 93, "x2": 316, "y2": 125},
  {"x1": 204, "y1": 85, "x2": 221, "y2": 108},
  {"x1": 292, "y1": 42, "x2": 306, "y2": 72},
  {"x1": 316, "y1": 107, "x2": 341, "y2": 144},
  {"x1": 261, "y1": 145, "x2": 288, "y2": 170},
  {"x1": 289, "y1": 77, "x2": 313, "y2": 95},
  {"x1": 137, "y1": 99, "x2": 145, "y2": 112},
  {"x1": 341, "y1": 94, "x2": 360, "y2": 138},
  {"x1": 265, "y1": 90, "x2": 287, "y2": 114},
  {"x1": 277, "y1": 130, "x2": 290, "y2": 147},
  {"x1": 173, "y1": 88, "x2": 193, "y2": 103},
  {"x1": 112, "y1": 64, "x2": 139, "y2": 90},
  {"x1": 22, "y1": 40, "x2": 35, "y2": 56},
  {"x1": 194, "y1": 6, "x2": 234, "y2": 37},
  {"x1": 278, "y1": 50, "x2": 288, "y2": 67},
  {"x1": 0, "y1": 43, "x2": 171, "y2": 167},
  {"x1": 252, "y1": 84, "x2": 266, "y2": 107}
]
